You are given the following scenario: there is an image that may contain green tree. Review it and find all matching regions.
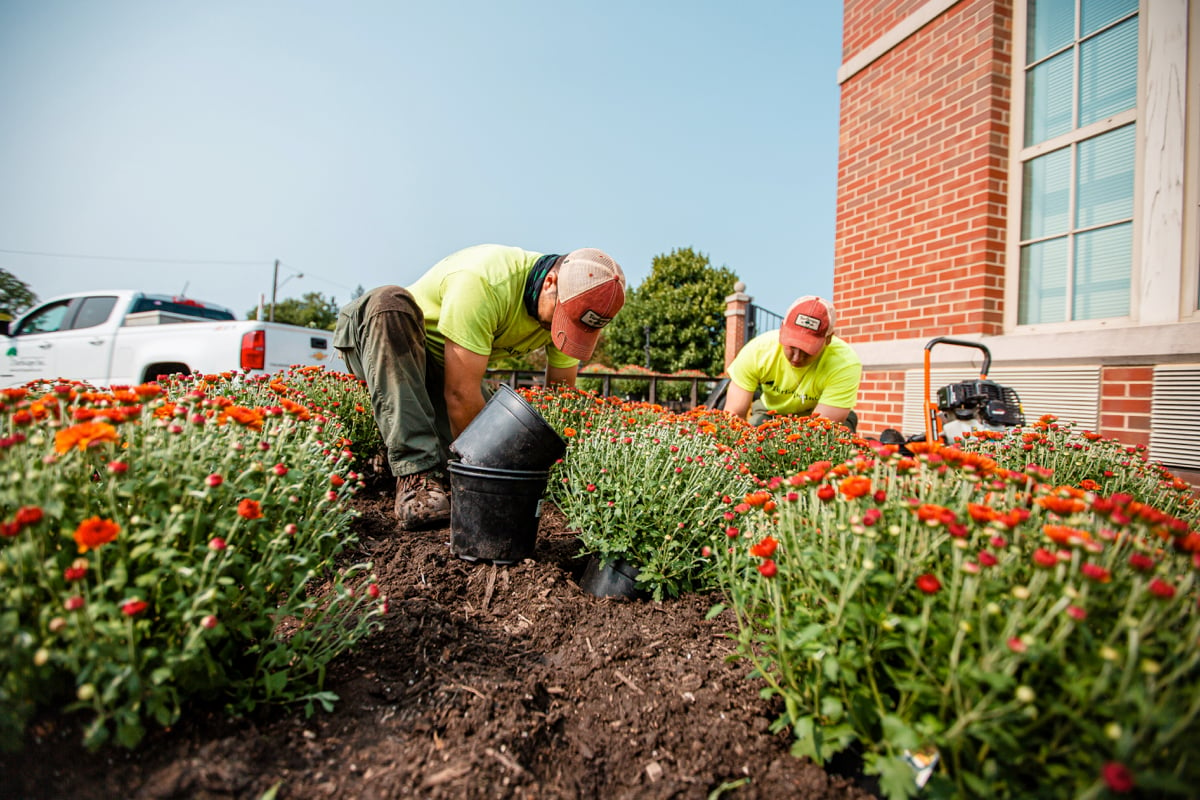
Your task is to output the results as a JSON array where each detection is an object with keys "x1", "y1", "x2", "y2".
[
  {"x1": 247, "y1": 291, "x2": 340, "y2": 330},
  {"x1": 602, "y1": 248, "x2": 737, "y2": 377},
  {"x1": 0, "y1": 270, "x2": 38, "y2": 319}
]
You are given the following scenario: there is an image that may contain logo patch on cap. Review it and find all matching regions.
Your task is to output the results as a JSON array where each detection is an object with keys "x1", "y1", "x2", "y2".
[
  {"x1": 580, "y1": 310, "x2": 612, "y2": 329},
  {"x1": 793, "y1": 313, "x2": 823, "y2": 332}
]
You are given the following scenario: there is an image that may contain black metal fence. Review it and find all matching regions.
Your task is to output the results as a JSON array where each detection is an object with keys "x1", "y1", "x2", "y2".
[{"x1": 747, "y1": 303, "x2": 783, "y2": 340}]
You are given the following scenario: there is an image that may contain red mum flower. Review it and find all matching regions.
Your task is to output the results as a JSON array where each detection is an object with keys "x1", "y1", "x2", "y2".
[
  {"x1": 237, "y1": 499, "x2": 263, "y2": 520},
  {"x1": 1128, "y1": 553, "x2": 1155, "y2": 572},
  {"x1": 916, "y1": 574, "x2": 941, "y2": 594},
  {"x1": 1148, "y1": 578, "x2": 1176, "y2": 599},
  {"x1": 121, "y1": 599, "x2": 149, "y2": 617},
  {"x1": 978, "y1": 551, "x2": 998, "y2": 567},
  {"x1": 1033, "y1": 548, "x2": 1057, "y2": 568},
  {"x1": 749, "y1": 536, "x2": 778, "y2": 558},
  {"x1": 14, "y1": 506, "x2": 43, "y2": 528},
  {"x1": 330, "y1": 473, "x2": 345, "y2": 487},
  {"x1": 816, "y1": 485, "x2": 836, "y2": 503},
  {"x1": 757, "y1": 559, "x2": 778, "y2": 578},
  {"x1": 1080, "y1": 563, "x2": 1111, "y2": 583},
  {"x1": 1101, "y1": 762, "x2": 1135, "y2": 793}
]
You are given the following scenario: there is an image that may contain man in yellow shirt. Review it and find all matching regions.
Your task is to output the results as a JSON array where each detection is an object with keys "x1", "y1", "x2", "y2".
[
  {"x1": 724, "y1": 296, "x2": 861, "y2": 430},
  {"x1": 334, "y1": 245, "x2": 626, "y2": 529}
]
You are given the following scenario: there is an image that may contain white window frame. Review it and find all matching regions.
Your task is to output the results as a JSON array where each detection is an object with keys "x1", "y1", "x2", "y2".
[{"x1": 1007, "y1": 1, "x2": 1143, "y2": 332}]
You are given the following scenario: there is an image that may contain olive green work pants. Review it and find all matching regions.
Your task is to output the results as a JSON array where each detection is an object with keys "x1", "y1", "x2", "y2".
[{"x1": 333, "y1": 286, "x2": 452, "y2": 477}]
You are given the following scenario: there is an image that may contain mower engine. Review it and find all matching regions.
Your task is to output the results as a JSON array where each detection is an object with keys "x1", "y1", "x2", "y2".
[{"x1": 935, "y1": 379, "x2": 1025, "y2": 441}]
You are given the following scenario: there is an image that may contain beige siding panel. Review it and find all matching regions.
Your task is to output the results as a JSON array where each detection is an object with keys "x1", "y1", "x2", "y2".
[
  {"x1": 902, "y1": 367, "x2": 1101, "y2": 435},
  {"x1": 1150, "y1": 366, "x2": 1200, "y2": 470}
]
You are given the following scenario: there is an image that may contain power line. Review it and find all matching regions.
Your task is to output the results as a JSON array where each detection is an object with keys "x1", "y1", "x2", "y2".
[
  {"x1": 277, "y1": 261, "x2": 359, "y2": 294},
  {"x1": 0, "y1": 247, "x2": 266, "y2": 266}
]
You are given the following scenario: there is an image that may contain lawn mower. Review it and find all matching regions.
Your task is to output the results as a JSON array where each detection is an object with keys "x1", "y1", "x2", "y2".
[{"x1": 879, "y1": 337, "x2": 1025, "y2": 449}]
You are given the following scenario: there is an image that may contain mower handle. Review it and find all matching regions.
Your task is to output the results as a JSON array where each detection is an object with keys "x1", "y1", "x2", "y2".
[
  {"x1": 922, "y1": 337, "x2": 994, "y2": 446},
  {"x1": 923, "y1": 337, "x2": 992, "y2": 377}
]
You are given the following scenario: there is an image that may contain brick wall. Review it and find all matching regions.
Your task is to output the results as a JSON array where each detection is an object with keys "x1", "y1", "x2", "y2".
[
  {"x1": 843, "y1": 0, "x2": 934, "y2": 58},
  {"x1": 1099, "y1": 366, "x2": 1153, "y2": 449},
  {"x1": 834, "y1": 0, "x2": 1012, "y2": 343},
  {"x1": 855, "y1": 369, "x2": 908, "y2": 435}
]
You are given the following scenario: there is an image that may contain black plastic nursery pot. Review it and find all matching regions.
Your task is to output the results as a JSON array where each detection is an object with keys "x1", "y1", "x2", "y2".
[
  {"x1": 449, "y1": 383, "x2": 567, "y2": 471},
  {"x1": 448, "y1": 460, "x2": 549, "y2": 565},
  {"x1": 579, "y1": 556, "x2": 651, "y2": 601}
]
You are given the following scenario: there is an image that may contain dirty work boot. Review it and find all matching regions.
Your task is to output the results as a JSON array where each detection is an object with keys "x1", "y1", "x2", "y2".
[{"x1": 394, "y1": 469, "x2": 451, "y2": 531}]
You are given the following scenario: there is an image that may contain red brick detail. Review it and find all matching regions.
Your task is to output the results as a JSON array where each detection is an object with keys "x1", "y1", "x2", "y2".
[
  {"x1": 834, "y1": 0, "x2": 1013, "y2": 344},
  {"x1": 855, "y1": 369, "x2": 908, "y2": 435},
  {"x1": 1097, "y1": 366, "x2": 1154, "y2": 446}
]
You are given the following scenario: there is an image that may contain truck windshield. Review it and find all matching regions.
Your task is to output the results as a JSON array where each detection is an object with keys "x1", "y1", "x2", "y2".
[{"x1": 131, "y1": 298, "x2": 235, "y2": 321}]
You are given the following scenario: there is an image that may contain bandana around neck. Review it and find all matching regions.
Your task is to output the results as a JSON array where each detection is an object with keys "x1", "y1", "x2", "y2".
[{"x1": 523, "y1": 253, "x2": 563, "y2": 318}]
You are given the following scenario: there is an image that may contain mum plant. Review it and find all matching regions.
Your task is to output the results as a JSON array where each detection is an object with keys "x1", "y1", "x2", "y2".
[
  {"x1": 0, "y1": 373, "x2": 386, "y2": 751},
  {"x1": 548, "y1": 417, "x2": 755, "y2": 600},
  {"x1": 717, "y1": 444, "x2": 1200, "y2": 799}
]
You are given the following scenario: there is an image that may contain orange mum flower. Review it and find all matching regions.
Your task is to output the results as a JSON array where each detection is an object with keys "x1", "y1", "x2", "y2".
[
  {"x1": 54, "y1": 421, "x2": 119, "y2": 453},
  {"x1": 1036, "y1": 495, "x2": 1086, "y2": 515},
  {"x1": 749, "y1": 536, "x2": 779, "y2": 558},
  {"x1": 1044, "y1": 524, "x2": 1092, "y2": 547},
  {"x1": 563, "y1": 427, "x2": 577, "y2": 438},
  {"x1": 839, "y1": 475, "x2": 872, "y2": 499},
  {"x1": 237, "y1": 499, "x2": 263, "y2": 520},
  {"x1": 222, "y1": 406, "x2": 264, "y2": 430},
  {"x1": 73, "y1": 516, "x2": 120, "y2": 553}
]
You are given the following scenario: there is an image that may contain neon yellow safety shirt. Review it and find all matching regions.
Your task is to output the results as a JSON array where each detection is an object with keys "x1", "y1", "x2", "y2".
[
  {"x1": 407, "y1": 244, "x2": 579, "y2": 370},
  {"x1": 727, "y1": 331, "x2": 862, "y2": 416}
]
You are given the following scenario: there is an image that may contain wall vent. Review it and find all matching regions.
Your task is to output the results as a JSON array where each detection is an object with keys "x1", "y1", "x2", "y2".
[
  {"x1": 901, "y1": 367, "x2": 1102, "y2": 436},
  {"x1": 1149, "y1": 365, "x2": 1200, "y2": 470}
]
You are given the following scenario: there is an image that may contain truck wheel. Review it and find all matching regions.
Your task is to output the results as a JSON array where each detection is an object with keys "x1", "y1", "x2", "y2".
[{"x1": 142, "y1": 363, "x2": 190, "y2": 383}]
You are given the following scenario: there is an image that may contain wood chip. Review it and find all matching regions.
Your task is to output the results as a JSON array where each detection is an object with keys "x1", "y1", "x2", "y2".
[
  {"x1": 613, "y1": 669, "x2": 645, "y2": 695},
  {"x1": 485, "y1": 747, "x2": 528, "y2": 775},
  {"x1": 420, "y1": 763, "x2": 471, "y2": 788},
  {"x1": 482, "y1": 565, "x2": 496, "y2": 611},
  {"x1": 442, "y1": 682, "x2": 488, "y2": 700}
]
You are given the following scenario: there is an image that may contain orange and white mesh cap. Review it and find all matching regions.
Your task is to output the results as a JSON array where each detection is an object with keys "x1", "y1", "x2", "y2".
[
  {"x1": 779, "y1": 296, "x2": 835, "y2": 355},
  {"x1": 551, "y1": 248, "x2": 626, "y2": 361}
]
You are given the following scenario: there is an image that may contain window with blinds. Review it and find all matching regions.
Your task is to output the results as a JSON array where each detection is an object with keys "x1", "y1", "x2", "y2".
[{"x1": 1017, "y1": 0, "x2": 1139, "y2": 324}]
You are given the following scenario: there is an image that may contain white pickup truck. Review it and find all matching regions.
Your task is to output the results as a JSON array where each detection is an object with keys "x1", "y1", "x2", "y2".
[{"x1": 0, "y1": 290, "x2": 342, "y2": 389}]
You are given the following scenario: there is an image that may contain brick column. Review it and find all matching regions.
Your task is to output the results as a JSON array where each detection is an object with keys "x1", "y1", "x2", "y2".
[
  {"x1": 1099, "y1": 366, "x2": 1154, "y2": 448},
  {"x1": 724, "y1": 281, "x2": 751, "y2": 370}
]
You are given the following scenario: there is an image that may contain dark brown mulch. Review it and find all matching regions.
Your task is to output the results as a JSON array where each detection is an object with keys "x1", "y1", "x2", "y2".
[{"x1": 0, "y1": 482, "x2": 878, "y2": 800}]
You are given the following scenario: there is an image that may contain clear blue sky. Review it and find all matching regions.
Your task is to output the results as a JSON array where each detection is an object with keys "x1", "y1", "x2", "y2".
[{"x1": 0, "y1": 1, "x2": 844, "y2": 321}]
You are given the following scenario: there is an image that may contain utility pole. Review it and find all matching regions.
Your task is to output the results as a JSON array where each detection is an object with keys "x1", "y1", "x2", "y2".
[{"x1": 270, "y1": 259, "x2": 280, "y2": 322}]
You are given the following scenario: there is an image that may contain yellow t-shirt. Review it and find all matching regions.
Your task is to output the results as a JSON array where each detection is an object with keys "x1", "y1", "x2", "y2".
[
  {"x1": 727, "y1": 331, "x2": 861, "y2": 415},
  {"x1": 407, "y1": 244, "x2": 578, "y2": 370}
]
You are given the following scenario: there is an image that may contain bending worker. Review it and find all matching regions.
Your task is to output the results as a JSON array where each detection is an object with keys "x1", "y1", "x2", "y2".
[
  {"x1": 723, "y1": 295, "x2": 862, "y2": 430},
  {"x1": 334, "y1": 244, "x2": 626, "y2": 530}
]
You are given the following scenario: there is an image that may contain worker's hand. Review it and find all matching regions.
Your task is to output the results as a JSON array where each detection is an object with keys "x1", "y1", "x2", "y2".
[{"x1": 443, "y1": 340, "x2": 490, "y2": 438}]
